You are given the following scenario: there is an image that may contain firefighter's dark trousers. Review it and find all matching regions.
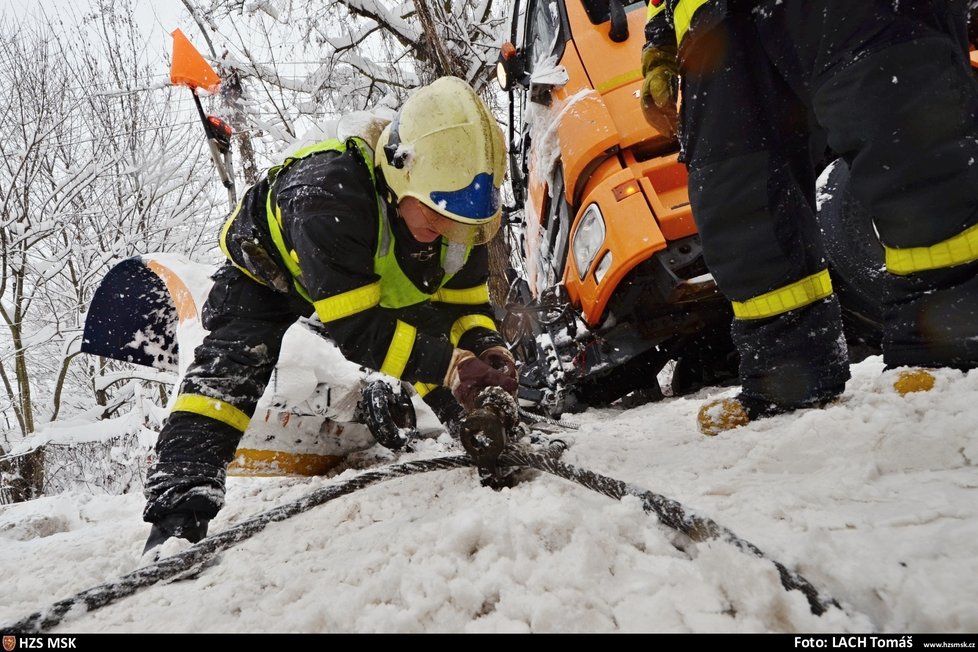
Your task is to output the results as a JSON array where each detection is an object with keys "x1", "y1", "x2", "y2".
[
  {"x1": 680, "y1": 0, "x2": 978, "y2": 411},
  {"x1": 143, "y1": 265, "x2": 311, "y2": 524},
  {"x1": 144, "y1": 265, "x2": 465, "y2": 524}
]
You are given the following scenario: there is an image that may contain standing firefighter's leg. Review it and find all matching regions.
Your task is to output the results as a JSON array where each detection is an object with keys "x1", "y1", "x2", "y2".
[
  {"x1": 804, "y1": 4, "x2": 978, "y2": 369},
  {"x1": 143, "y1": 265, "x2": 308, "y2": 539},
  {"x1": 681, "y1": 10, "x2": 849, "y2": 429}
]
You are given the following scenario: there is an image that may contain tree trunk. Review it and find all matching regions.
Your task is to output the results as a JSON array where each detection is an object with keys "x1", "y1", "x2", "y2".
[
  {"x1": 413, "y1": 0, "x2": 460, "y2": 78},
  {"x1": 221, "y1": 67, "x2": 259, "y2": 186},
  {"x1": 2, "y1": 447, "x2": 44, "y2": 502}
]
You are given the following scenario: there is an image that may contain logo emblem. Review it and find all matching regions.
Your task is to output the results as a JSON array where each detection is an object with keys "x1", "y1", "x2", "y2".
[{"x1": 3, "y1": 635, "x2": 15, "y2": 651}]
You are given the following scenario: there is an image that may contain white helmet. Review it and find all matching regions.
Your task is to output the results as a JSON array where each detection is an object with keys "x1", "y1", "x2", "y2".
[{"x1": 376, "y1": 77, "x2": 506, "y2": 245}]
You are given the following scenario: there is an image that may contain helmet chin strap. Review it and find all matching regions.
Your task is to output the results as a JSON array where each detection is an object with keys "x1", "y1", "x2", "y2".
[{"x1": 444, "y1": 241, "x2": 466, "y2": 274}]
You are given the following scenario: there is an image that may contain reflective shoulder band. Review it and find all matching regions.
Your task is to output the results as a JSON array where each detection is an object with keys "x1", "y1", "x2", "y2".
[
  {"x1": 218, "y1": 197, "x2": 244, "y2": 261},
  {"x1": 731, "y1": 269, "x2": 833, "y2": 320},
  {"x1": 218, "y1": 202, "x2": 268, "y2": 287},
  {"x1": 450, "y1": 314, "x2": 498, "y2": 346},
  {"x1": 314, "y1": 282, "x2": 382, "y2": 323},
  {"x1": 380, "y1": 320, "x2": 417, "y2": 379},
  {"x1": 431, "y1": 284, "x2": 490, "y2": 305},
  {"x1": 674, "y1": 0, "x2": 711, "y2": 44},
  {"x1": 884, "y1": 222, "x2": 978, "y2": 275},
  {"x1": 172, "y1": 394, "x2": 251, "y2": 432}
]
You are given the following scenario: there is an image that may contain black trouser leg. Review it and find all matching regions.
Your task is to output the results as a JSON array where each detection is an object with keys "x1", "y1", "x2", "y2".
[
  {"x1": 144, "y1": 265, "x2": 310, "y2": 523},
  {"x1": 681, "y1": 11, "x2": 850, "y2": 410},
  {"x1": 761, "y1": 0, "x2": 978, "y2": 368}
]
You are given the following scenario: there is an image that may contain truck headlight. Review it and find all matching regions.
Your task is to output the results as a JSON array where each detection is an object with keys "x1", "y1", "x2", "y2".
[{"x1": 572, "y1": 203, "x2": 606, "y2": 280}]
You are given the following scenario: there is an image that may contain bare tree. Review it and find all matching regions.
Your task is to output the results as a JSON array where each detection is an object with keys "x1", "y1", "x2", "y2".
[
  {"x1": 0, "y1": 2, "x2": 224, "y2": 481},
  {"x1": 182, "y1": 0, "x2": 511, "y2": 300}
]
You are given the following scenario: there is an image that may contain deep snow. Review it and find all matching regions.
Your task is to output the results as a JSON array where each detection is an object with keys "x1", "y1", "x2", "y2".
[{"x1": 1, "y1": 356, "x2": 976, "y2": 633}]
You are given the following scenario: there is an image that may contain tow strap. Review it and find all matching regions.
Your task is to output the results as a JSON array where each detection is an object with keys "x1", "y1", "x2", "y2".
[{"x1": 6, "y1": 444, "x2": 842, "y2": 632}]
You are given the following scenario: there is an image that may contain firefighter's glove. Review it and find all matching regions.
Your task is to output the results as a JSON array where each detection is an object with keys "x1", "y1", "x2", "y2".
[
  {"x1": 445, "y1": 348, "x2": 519, "y2": 412},
  {"x1": 478, "y1": 346, "x2": 518, "y2": 384},
  {"x1": 640, "y1": 43, "x2": 680, "y2": 139}
]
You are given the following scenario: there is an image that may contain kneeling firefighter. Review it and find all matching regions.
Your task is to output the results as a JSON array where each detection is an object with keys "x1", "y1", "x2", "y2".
[
  {"x1": 640, "y1": 0, "x2": 978, "y2": 434},
  {"x1": 142, "y1": 76, "x2": 519, "y2": 549}
]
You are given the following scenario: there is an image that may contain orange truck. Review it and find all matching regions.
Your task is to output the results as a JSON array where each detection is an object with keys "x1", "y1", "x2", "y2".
[
  {"x1": 496, "y1": 0, "x2": 738, "y2": 414},
  {"x1": 495, "y1": 0, "x2": 973, "y2": 415}
]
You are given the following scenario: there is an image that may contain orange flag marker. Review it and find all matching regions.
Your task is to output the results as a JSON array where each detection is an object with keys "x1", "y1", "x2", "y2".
[{"x1": 170, "y1": 28, "x2": 221, "y2": 93}]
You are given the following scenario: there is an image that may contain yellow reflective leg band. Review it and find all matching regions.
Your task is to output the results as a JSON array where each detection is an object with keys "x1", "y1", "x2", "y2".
[
  {"x1": 884, "y1": 221, "x2": 978, "y2": 275},
  {"x1": 731, "y1": 269, "x2": 833, "y2": 320},
  {"x1": 674, "y1": 0, "x2": 711, "y2": 44},
  {"x1": 380, "y1": 320, "x2": 417, "y2": 379},
  {"x1": 414, "y1": 382, "x2": 439, "y2": 397},
  {"x1": 313, "y1": 282, "x2": 382, "y2": 322},
  {"x1": 450, "y1": 314, "x2": 498, "y2": 346},
  {"x1": 431, "y1": 284, "x2": 490, "y2": 305},
  {"x1": 172, "y1": 394, "x2": 251, "y2": 433}
]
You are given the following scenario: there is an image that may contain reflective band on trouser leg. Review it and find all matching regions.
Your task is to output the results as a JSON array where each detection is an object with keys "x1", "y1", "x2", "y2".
[
  {"x1": 674, "y1": 0, "x2": 711, "y2": 44},
  {"x1": 171, "y1": 394, "x2": 252, "y2": 432},
  {"x1": 731, "y1": 269, "x2": 834, "y2": 320},
  {"x1": 380, "y1": 320, "x2": 417, "y2": 379},
  {"x1": 450, "y1": 314, "x2": 498, "y2": 346},
  {"x1": 884, "y1": 222, "x2": 978, "y2": 275},
  {"x1": 313, "y1": 282, "x2": 382, "y2": 322},
  {"x1": 430, "y1": 284, "x2": 490, "y2": 305},
  {"x1": 414, "y1": 382, "x2": 439, "y2": 397}
]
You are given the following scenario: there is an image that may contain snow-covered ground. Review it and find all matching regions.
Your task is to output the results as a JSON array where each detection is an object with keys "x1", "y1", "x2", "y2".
[{"x1": 1, "y1": 356, "x2": 976, "y2": 633}]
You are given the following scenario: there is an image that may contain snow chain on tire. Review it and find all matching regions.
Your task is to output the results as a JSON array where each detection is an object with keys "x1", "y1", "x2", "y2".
[{"x1": 6, "y1": 447, "x2": 841, "y2": 632}]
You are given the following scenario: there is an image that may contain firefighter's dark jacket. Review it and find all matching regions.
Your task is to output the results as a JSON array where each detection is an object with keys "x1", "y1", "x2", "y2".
[
  {"x1": 645, "y1": 0, "x2": 726, "y2": 50},
  {"x1": 645, "y1": 0, "x2": 972, "y2": 51},
  {"x1": 218, "y1": 137, "x2": 504, "y2": 388}
]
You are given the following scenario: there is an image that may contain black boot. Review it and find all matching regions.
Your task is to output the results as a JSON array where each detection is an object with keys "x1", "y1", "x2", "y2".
[
  {"x1": 884, "y1": 260, "x2": 978, "y2": 370},
  {"x1": 142, "y1": 511, "x2": 210, "y2": 557}
]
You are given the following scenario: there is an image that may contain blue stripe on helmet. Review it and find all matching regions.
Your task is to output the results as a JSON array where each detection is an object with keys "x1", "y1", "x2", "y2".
[{"x1": 429, "y1": 172, "x2": 500, "y2": 221}]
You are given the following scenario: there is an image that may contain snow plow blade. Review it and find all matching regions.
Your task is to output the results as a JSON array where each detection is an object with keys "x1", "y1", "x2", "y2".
[
  {"x1": 82, "y1": 255, "x2": 376, "y2": 477},
  {"x1": 81, "y1": 256, "x2": 193, "y2": 373}
]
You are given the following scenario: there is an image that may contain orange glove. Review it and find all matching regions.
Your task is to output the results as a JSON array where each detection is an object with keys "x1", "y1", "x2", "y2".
[
  {"x1": 640, "y1": 43, "x2": 680, "y2": 139},
  {"x1": 445, "y1": 349, "x2": 519, "y2": 411}
]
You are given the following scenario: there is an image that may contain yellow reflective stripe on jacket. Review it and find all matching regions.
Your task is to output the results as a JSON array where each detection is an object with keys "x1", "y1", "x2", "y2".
[
  {"x1": 430, "y1": 284, "x2": 490, "y2": 305},
  {"x1": 450, "y1": 314, "x2": 498, "y2": 346},
  {"x1": 674, "y1": 0, "x2": 710, "y2": 43},
  {"x1": 218, "y1": 197, "x2": 243, "y2": 261},
  {"x1": 264, "y1": 202, "x2": 312, "y2": 301},
  {"x1": 263, "y1": 138, "x2": 376, "y2": 303},
  {"x1": 884, "y1": 222, "x2": 978, "y2": 275},
  {"x1": 313, "y1": 282, "x2": 382, "y2": 323},
  {"x1": 380, "y1": 320, "x2": 417, "y2": 378},
  {"x1": 172, "y1": 394, "x2": 251, "y2": 433},
  {"x1": 266, "y1": 200, "x2": 302, "y2": 280},
  {"x1": 219, "y1": 198, "x2": 266, "y2": 286},
  {"x1": 731, "y1": 269, "x2": 833, "y2": 320},
  {"x1": 647, "y1": 0, "x2": 667, "y2": 20},
  {"x1": 414, "y1": 381, "x2": 439, "y2": 397}
]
